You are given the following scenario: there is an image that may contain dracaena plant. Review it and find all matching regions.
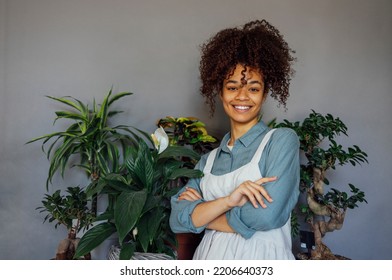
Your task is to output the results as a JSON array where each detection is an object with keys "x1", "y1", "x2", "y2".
[
  {"x1": 74, "y1": 128, "x2": 203, "y2": 260},
  {"x1": 276, "y1": 110, "x2": 368, "y2": 259},
  {"x1": 27, "y1": 89, "x2": 136, "y2": 213}
]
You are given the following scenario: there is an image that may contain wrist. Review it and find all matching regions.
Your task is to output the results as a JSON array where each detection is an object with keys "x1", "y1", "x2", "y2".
[{"x1": 222, "y1": 196, "x2": 235, "y2": 210}]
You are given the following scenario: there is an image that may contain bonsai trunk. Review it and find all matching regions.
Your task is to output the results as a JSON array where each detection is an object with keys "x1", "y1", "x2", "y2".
[
  {"x1": 55, "y1": 228, "x2": 91, "y2": 260},
  {"x1": 306, "y1": 168, "x2": 346, "y2": 260}
]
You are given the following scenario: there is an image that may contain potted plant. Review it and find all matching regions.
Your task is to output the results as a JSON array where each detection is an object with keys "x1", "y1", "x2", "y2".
[
  {"x1": 156, "y1": 116, "x2": 219, "y2": 259},
  {"x1": 276, "y1": 110, "x2": 368, "y2": 259},
  {"x1": 36, "y1": 186, "x2": 94, "y2": 259},
  {"x1": 73, "y1": 127, "x2": 204, "y2": 260},
  {"x1": 27, "y1": 89, "x2": 136, "y2": 258},
  {"x1": 157, "y1": 116, "x2": 218, "y2": 156}
]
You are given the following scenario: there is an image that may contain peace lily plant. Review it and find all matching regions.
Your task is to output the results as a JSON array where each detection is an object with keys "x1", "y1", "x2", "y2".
[{"x1": 74, "y1": 126, "x2": 203, "y2": 259}]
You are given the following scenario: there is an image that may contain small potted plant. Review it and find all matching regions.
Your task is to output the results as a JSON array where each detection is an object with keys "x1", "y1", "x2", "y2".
[
  {"x1": 73, "y1": 127, "x2": 203, "y2": 260},
  {"x1": 157, "y1": 116, "x2": 218, "y2": 156},
  {"x1": 276, "y1": 110, "x2": 368, "y2": 259},
  {"x1": 37, "y1": 186, "x2": 94, "y2": 259}
]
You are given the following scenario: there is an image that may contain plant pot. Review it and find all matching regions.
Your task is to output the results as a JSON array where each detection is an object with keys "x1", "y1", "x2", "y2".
[
  {"x1": 296, "y1": 252, "x2": 350, "y2": 260},
  {"x1": 107, "y1": 245, "x2": 173, "y2": 260},
  {"x1": 55, "y1": 237, "x2": 91, "y2": 260},
  {"x1": 175, "y1": 232, "x2": 203, "y2": 260}
]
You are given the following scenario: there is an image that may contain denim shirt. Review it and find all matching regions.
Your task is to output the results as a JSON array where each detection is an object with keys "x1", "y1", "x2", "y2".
[{"x1": 169, "y1": 121, "x2": 300, "y2": 239}]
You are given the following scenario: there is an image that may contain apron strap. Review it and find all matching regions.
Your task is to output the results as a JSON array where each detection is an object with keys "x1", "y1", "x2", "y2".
[
  {"x1": 203, "y1": 148, "x2": 218, "y2": 173},
  {"x1": 250, "y1": 128, "x2": 276, "y2": 164}
]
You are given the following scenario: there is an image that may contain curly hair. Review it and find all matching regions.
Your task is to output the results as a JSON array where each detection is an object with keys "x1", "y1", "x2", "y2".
[{"x1": 199, "y1": 19, "x2": 296, "y2": 116}]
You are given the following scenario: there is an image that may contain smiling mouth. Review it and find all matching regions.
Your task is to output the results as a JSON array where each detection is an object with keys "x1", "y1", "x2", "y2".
[{"x1": 233, "y1": 105, "x2": 251, "y2": 111}]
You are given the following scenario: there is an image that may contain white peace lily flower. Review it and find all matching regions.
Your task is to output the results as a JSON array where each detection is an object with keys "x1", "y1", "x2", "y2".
[
  {"x1": 132, "y1": 227, "x2": 138, "y2": 239},
  {"x1": 151, "y1": 126, "x2": 169, "y2": 154}
]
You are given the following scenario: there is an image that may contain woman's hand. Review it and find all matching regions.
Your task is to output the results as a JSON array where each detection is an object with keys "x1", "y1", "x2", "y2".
[
  {"x1": 226, "y1": 176, "x2": 277, "y2": 209},
  {"x1": 178, "y1": 187, "x2": 203, "y2": 202}
]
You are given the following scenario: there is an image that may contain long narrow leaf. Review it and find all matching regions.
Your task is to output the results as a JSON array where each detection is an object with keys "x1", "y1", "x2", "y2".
[
  {"x1": 108, "y1": 92, "x2": 133, "y2": 106},
  {"x1": 97, "y1": 151, "x2": 111, "y2": 176},
  {"x1": 98, "y1": 90, "x2": 111, "y2": 129},
  {"x1": 26, "y1": 131, "x2": 76, "y2": 145},
  {"x1": 74, "y1": 222, "x2": 117, "y2": 259},
  {"x1": 46, "y1": 95, "x2": 83, "y2": 112}
]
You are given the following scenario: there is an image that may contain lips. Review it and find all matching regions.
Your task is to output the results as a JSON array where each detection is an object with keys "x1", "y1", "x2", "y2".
[{"x1": 233, "y1": 105, "x2": 251, "y2": 111}]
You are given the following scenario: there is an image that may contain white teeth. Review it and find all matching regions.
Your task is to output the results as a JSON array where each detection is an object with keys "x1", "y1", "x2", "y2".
[{"x1": 234, "y1": 106, "x2": 250, "y2": 110}]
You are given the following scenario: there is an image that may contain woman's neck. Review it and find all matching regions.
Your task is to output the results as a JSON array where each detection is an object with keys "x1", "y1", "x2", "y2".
[{"x1": 229, "y1": 119, "x2": 258, "y2": 145}]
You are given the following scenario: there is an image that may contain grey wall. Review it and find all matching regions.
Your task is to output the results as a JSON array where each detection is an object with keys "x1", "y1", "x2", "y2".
[{"x1": 0, "y1": 0, "x2": 391, "y2": 260}]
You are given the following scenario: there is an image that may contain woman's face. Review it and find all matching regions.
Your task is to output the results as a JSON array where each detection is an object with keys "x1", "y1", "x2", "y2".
[{"x1": 220, "y1": 64, "x2": 266, "y2": 128}]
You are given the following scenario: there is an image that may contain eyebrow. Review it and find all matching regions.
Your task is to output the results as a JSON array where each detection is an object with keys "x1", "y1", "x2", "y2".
[{"x1": 225, "y1": 80, "x2": 263, "y2": 85}]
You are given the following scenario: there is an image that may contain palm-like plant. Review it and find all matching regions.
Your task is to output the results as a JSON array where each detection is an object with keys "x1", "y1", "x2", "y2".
[
  {"x1": 74, "y1": 131, "x2": 203, "y2": 260},
  {"x1": 27, "y1": 89, "x2": 135, "y2": 213},
  {"x1": 276, "y1": 110, "x2": 368, "y2": 259}
]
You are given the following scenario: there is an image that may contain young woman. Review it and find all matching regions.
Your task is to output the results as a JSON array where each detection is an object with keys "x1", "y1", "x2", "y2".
[{"x1": 169, "y1": 20, "x2": 300, "y2": 260}]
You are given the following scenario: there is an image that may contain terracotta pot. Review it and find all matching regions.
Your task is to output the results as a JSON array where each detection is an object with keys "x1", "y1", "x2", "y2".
[{"x1": 175, "y1": 233, "x2": 203, "y2": 260}]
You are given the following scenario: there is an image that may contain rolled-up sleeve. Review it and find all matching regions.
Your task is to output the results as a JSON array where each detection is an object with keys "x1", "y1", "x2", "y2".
[
  {"x1": 226, "y1": 128, "x2": 300, "y2": 239},
  {"x1": 169, "y1": 158, "x2": 207, "y2": 234}
]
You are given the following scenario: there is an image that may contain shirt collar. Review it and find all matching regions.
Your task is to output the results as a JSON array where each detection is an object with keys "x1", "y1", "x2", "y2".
[{"x1": 219, "y1": 121, "x2": 269, "y2": 152}]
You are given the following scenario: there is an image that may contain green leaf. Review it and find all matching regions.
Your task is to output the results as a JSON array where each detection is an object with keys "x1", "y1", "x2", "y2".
[
  {"x1": 46, "y1": 95, "x2": 83, "y2": 112},
  {"x1": 168, "y1": 168, "x2": 203, "y2": 180},
  {"x1": 101, "y1": 173, "x2": 135, "y2": 192},
  {"x1": 108, "y1": 92, "x2": 133, "y2": 106},
  {"x1": 54, "y1": 111, "x2": 88, "y2": 122},
  {"x1": 74, "y1": 222, "x2": 116, "y2": 259},
  {"x1": 119, "y1": 242, "x2": 136, "y2": 260},
  {"x1": 137, "y1": 208, "x2": 164, "y2": 252},
  {"x1": 159, "y1": 146, "x2": 200, "y2": 161},
  {"x1": 130, "y1": 141, "x2": 155, "y2": 191},
  {"x1": 98, "y1": 89, "x2": 111, "y2": 129},
  {"x1": 142, "y1": 195, "x2": 161, "y2": 215},
  {"x1": 114, "y1": 190, "x2": 147, "y2": 242}
]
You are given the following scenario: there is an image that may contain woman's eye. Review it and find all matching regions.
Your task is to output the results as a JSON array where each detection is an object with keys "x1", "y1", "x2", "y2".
[
  {"x1": 249, "y1": 88, "x2": 260, "y2": 92},
  {"x1": 227, "y1": 87, "x2": 237, "y2": 91}
]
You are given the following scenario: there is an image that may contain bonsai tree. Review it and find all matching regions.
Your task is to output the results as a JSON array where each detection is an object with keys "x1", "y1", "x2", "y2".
[
  {"x1": 74, "y1": 128, "x2": 203, "y2": 260},
  {"x1": 276, "y1": 110, "x2": 368, "y2": 259},
  {"x1": 37, "y1": 186, "x2": 94, "y2": 259}
]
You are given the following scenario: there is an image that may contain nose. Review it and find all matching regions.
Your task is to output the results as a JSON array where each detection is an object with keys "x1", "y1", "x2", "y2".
[{"x1": 235, "y1": 86, "x2": 249, "y2": 100}]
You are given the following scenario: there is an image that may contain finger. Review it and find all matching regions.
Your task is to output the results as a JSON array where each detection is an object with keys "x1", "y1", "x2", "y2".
[
  {"x1": 243, "y1": 181, "x2": 273, "y2": 207},
  {"x1": 239, "y1": 182, "x2": 266, "y2": 208},
  {"x1": 178, "y1": 188, "x2": 202, "y2": 201},
  {"x1": 184, "y1": 187, "x2": 202, "y2": 199},
  {"x1": 251, "y1": 182, "x2": 273, "y2": 203},
  {"x1": 248, "y1": 184, "x2": 268, "y2": 208},
  {"x1": 178, "y1": 192, "x2": 198, "y2": 201},
  {"x1": 254, "y1": 176, "x2": 277, "y2": 185}
]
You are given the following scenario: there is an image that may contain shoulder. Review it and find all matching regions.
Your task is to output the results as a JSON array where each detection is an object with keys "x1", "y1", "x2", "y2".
[
  {"x1": 269, "y1": 127, "x2": 299, "y2": 149},
  {"x1": 195, "y1": 148, "x2": 218, "y2": 170}
]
